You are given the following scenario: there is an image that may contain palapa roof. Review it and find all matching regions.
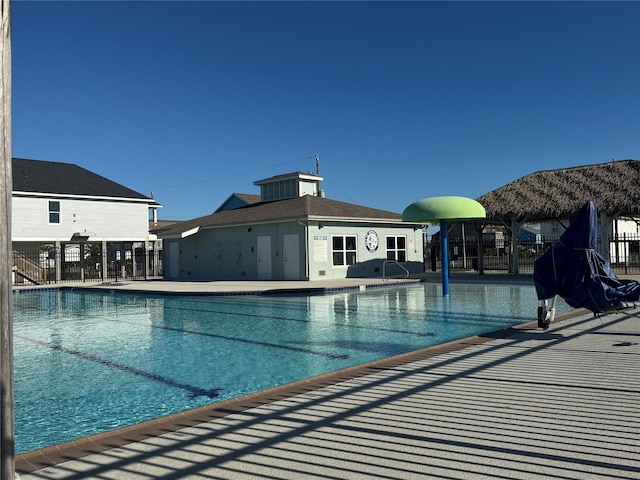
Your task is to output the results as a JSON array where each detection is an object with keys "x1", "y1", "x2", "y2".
[
  {"x1": 156, "y1": 195, "x2": 403, "y2": 237},
  {"x1": 476, "y1": 159, "x2": 640, "y2": 223}
]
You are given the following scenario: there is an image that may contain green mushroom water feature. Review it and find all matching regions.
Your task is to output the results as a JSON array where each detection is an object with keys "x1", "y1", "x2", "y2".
[{"x1": 403, "y1": 196, "x2": 486, "y2": 296}]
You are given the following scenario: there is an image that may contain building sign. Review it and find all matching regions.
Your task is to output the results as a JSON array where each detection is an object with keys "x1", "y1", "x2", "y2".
[
  {"x1": 365, "y1": 230, "x2": 379, "y2": 253},
  {"x1": 314, "y1": 235, "x2": 328, "y2": 262}
]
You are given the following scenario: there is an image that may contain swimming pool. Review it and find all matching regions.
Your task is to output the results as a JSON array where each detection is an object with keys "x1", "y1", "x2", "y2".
[{"x1": 13, "y1": 283, "x2": 569, "y2": 454}]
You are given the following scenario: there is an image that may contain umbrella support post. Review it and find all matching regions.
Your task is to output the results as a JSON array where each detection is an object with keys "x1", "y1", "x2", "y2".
[{"x1": 440, "y1": 219, "x2": 449, "y2": 297}]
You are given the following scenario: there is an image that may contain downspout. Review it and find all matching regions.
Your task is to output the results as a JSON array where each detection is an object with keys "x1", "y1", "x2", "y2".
[{"x1": 297, "y1": 219, "x2": 309, "y2": 280}]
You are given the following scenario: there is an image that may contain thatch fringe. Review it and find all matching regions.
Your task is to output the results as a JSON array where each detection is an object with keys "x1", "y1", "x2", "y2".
[{"x1": 476, "y1": 159, "x2": 640, "y2": 222}]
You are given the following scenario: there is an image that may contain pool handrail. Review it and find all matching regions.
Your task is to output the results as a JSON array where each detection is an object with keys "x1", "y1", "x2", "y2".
[{"x1": 382, "y1": 260, "x2": 409, "y2": 281}]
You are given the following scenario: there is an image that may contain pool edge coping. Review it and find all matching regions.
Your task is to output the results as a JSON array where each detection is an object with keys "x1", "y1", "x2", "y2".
[{"x1": 12, "y1": 278, "x2": 423, "y2": 297}]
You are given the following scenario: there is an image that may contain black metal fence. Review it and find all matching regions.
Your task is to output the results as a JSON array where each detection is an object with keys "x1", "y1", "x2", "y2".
[
  {"x1": 428, "y1": 233, "x2": 640, "y2": 275},
  {"x1": 14, "y1": 233, "x2": 640, "y2": 286},
  {"x1": 12, "y1": 242, "x2": 163, "y2": 286}
]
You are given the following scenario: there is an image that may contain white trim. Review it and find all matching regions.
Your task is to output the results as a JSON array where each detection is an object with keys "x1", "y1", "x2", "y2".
[
  {"x1": 181, "y1": 226, "x2": 200, "y2": 238},
  {"x1": 331, "y1": 234, "x2": 358, "y2": 268},
  {"x1": 307, "y1": 217, "x2": 410, "y2": 226},
  {"x1": 254, "y1": 172, "x2": 323, "y2": 185},
  {"x1": 12, "y1": 237, "x2": 148, "y2": 242},
  {"x1": 385, "y1": 234, "x2": 408, "y2": 262},
  {"x1": 177, "y1": 217, "x2": 410, "y2": 235},
  {"x1": 13, "y1": 191, "x2": 158, "y2": 205}
]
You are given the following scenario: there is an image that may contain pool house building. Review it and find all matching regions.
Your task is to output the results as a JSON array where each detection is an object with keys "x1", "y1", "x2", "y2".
[{"x1": 156, "y1": 172, "x2": 425, "y2": 281}]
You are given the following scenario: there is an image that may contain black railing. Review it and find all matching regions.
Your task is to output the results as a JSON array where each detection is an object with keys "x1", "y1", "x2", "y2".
[
  {"x1": 12, "y1": 242, "x2": 162, "y2": 286},
  {"x1": 428, "y1": 233, "x2": 640, "y2": 275}
]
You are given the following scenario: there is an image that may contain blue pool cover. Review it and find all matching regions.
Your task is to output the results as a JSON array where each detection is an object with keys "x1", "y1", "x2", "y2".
[{"x1": 534, "y1": 200, "x2": 640, "y2": 313}]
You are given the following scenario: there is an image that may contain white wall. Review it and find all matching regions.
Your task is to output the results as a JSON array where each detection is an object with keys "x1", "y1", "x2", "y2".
[
  {"x1": 613, "y1": 218, "x2": 640, "y2": 236},
  {"x1": 540, "y1": 218, "x2": 639, "y2": 239},
  {"x1": 12, "y1": 196, "x2": 150, "y2": 242}
]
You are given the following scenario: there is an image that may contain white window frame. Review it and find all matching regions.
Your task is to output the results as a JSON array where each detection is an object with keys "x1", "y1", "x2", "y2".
[
  {"x1": 386, "y1": 235, "x2": 407, "y2": 262},
  {"x1": 332, "y1": 235, "x2": 357, "y2": 267},
  {"x1": 48, "y1": 200, "x2": 60, "y2": 224}
]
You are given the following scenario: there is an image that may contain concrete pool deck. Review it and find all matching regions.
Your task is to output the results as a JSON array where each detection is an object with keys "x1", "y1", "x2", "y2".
[
  {"x1": 13, "y1": 271, "x2": 540, "y2": 296},
  {"x1": 15, "y1": 274, "x2": 640, "y2": 479}
]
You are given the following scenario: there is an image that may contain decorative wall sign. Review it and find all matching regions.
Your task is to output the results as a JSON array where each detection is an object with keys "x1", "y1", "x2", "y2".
[{"x1": 365, "y1": 230, "x2": 379, "y2": 253}]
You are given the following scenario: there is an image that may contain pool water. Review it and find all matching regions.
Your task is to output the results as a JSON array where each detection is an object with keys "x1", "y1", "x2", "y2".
[{"x1": 13, "y1": 283, "x2": 570, "y2": 454}]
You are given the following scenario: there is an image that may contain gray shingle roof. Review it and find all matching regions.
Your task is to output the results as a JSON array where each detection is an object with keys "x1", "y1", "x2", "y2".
[
  {"x1": 234, "y1": 193, "x2": 261, "y2": 204},
  {"x1": 12, "y1": 158, "x2": 152, "y2": 200},
  {"x1": 157, "y1": 195, "x2": 403, "y2": 236},
  {"x1": 477, "y1": 159, "x2": 640, "y2": 222}
]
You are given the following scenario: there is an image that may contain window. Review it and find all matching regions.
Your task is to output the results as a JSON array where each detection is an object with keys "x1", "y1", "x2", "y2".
[
  {"x1": 332, "y1": 235, "x2": 357, "y2": 266},
  {"x1": 48, "y1": 201, "x2": 60, "y2": 224},
  {"x1": 386, "y1": 235, "x2": 406, "y2": 262}
]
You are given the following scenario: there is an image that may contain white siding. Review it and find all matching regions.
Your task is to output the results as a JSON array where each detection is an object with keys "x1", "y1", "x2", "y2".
[
  {"x1": 12, "y1": 196, "x2": 149, "y2": 242},
  {"x1": 299, "y1": 180, "x2": 318, "y2": 197},
  {"x1": 614, "y1": 219, "x2": 640, "y2": 236},
  {"x1": 541, "y1": 218, "x2": 639, "y2": 238}
]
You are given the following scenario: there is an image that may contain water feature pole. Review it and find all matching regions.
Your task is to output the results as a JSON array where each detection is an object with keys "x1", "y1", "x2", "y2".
[
  {"x1": 0, "y1": 1, "x2": 14, "y2": 477},
  {"x1": 403, "y1": 196, "x2": 486, "y2": 297}
]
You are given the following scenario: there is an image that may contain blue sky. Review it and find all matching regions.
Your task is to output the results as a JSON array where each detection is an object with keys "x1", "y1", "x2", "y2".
[{"x1": 10, "y1": 1, "x2": 640, "y2": 221}]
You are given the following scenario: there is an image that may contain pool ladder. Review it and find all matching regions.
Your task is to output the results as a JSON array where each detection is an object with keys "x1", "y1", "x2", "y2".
[{"x1": 383, "y1": 260, "x2": 410, "y2": 281}]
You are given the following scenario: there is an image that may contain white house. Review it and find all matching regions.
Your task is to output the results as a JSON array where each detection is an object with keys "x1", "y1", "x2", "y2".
[
  {"x1": 157, "y1": 172, "x2": 424, "y2": 281},
  {"x1": 541, "y1": 217, "x2": 640, "y2": 264},
  {"x1": 11, "y1": 158, "x2": 161, "y2": 284}
]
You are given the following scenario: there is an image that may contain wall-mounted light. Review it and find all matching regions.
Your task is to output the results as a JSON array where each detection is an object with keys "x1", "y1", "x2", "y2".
[
  {"x1": 319, "y1": 224, "x2": 323, "y2": 229},
  {"x1": 248, "y1": 226, "x2": 252, "y2": 232}
]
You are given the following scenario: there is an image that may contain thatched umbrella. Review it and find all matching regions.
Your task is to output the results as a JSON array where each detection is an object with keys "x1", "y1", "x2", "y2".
[
  {"x1": 477, "y1": 159, "x2": 640, "y2": 223},
  {"x1": 476, "y1": 159, "x2": 640, "y2": 273}
]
